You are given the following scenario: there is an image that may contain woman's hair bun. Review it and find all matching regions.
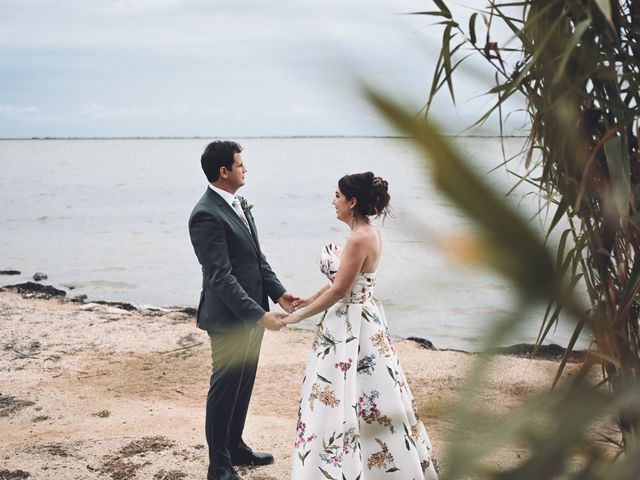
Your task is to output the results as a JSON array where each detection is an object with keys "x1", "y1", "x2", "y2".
[
  {"x1": 338, "y1": 171, "x2": 391, "y2": 219},
  {"x1": 368, "y1": 175, "x2": 390, "y2": 217}
]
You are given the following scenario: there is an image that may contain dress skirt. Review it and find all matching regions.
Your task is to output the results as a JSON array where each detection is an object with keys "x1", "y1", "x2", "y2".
[{"x1": 292, "y1": 294, "x2": 438, "y2": 480}]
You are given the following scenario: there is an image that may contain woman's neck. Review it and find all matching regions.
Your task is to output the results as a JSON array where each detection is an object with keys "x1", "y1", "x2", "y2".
[{"x1": 350, "y1": 216, "x2": 370, "y2": 231}]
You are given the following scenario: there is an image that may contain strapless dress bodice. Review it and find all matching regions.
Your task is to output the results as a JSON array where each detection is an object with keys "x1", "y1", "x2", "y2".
[{"x1": 319, "y1": 242, "x2": 376, "y2": 304}]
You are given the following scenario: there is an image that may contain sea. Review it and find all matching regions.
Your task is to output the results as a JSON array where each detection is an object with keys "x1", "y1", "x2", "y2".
[{"x1": 0, "y1": 137, "x2": 589, "y2": 350}]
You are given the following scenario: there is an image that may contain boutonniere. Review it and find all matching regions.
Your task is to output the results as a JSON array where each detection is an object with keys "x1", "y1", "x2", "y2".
[{"x1": 237, "y1": 195, "x2": 254, "y2": 217}]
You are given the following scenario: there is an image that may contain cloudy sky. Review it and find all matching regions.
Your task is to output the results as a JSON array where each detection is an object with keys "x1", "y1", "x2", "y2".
[{"x1": 0, "y1": 0, "x2": 524, "y2": 138}]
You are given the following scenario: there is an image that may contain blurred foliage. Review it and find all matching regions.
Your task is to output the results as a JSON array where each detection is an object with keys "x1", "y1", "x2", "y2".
[{"x1": 368, "y1": 0, "x2": 640, "y2": 477}]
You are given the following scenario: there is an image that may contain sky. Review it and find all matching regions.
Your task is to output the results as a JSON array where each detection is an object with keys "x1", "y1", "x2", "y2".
[{"x1": 0, "y1": 0, "x2": 526, "y2": 138}]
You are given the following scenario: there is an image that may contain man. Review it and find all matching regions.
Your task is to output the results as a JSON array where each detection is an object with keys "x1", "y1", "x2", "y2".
[{"x1": 188, "y1": 140, "x2": 298, "y2": 480}]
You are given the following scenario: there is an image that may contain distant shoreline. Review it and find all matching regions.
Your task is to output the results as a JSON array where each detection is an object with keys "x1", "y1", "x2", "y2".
[{"x1": 0, "y1": 134, "x2": 529, "y2": 141}]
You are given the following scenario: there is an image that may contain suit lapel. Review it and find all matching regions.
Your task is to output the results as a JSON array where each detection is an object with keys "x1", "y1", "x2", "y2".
[
  {"x1": 206, "y1": 188, "x2": 259, "y2": 253},
  {"x1": 246, "y1": 213, "x2": 261, "y2": 251}
]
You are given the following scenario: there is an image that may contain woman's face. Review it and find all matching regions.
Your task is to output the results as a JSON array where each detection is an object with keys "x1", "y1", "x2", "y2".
[{"x1": 332, "y1": 186, "x2": 353, "y2": 223}]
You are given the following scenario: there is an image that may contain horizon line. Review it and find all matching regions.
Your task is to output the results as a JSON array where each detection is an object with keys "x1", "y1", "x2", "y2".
[{"x1": 0, "y1": 134, "x2": 528, "y2": 141}]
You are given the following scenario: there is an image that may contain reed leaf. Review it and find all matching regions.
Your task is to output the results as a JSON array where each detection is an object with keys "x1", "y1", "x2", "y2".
[{"x1": 367, "y1": 89, "x2": 557, "y2": 296}]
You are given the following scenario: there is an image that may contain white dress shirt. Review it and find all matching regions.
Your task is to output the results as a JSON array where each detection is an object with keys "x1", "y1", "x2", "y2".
[{"x1": 208, "y1": 184, "x2": 250, "y2": 229}]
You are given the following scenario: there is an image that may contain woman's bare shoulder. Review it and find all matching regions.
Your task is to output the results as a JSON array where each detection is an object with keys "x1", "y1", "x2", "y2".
[{"x1": 347, "y1": 226, "x2": 379, "y2": 248}]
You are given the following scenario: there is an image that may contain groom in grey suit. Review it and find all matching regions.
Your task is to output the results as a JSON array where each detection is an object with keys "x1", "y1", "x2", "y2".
[{"x1": 188, "y1": 140, "x2": 297, "y2": 480}]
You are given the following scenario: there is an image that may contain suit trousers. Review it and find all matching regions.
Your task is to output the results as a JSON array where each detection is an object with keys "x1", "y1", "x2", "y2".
[{"x1": 206, "y1": 323, "x2": 265, "y2": 470}]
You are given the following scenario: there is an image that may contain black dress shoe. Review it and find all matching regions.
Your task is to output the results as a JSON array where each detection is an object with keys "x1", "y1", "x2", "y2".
[
  {"x1": 230, "y1": 447, "x2": 274, "y2": 466},
  {"x1": 208, "y1": 466, "x2": 244, "y2": 480}
]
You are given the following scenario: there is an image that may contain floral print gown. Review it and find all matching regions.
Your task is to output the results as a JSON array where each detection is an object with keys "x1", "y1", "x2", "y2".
[{"x1": 292, "y1": 243, "x2": 438, "y2": 480}]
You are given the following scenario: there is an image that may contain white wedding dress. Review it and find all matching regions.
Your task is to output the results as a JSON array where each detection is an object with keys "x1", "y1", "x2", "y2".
[{"x1": 291, "y1": 243, "x2": 438, "y2": 480}]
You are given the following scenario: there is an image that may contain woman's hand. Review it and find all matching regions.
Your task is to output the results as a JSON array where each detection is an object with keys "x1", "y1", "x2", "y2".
[{"x1": 283, "y1": 310, "x2": 304, "y2": 325}]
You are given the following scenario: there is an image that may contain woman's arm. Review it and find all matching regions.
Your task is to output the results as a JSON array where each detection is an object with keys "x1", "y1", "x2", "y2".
[
  {"x1": 285, "y1": 234, "x2": 367, "y2": 324},
  {"x1": 296, "y1": 283, "x2": 331, "y2": 308}
]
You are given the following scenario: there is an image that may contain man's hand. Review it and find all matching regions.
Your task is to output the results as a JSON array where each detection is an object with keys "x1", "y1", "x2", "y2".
[
  {"x1": 258, "y1": 311, "x2": 288, "y2": 331},
  {"x1": 278, "y1": 291, "x2": 301, "y2": 313},
  {"x1": 294, "y1": 295, "x2": 314, "y2": 309},
  {"x1": 282, "y1": 310, "x2": 304, "y2": 325}
]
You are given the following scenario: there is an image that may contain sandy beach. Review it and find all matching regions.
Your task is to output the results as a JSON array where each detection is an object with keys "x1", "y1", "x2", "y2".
[{"x1": 0, "y1": 289, "x2": 608, "y2": 479}]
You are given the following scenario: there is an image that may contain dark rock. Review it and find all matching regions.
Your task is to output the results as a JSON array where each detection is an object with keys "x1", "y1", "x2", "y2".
[
  {"x1": 407, "y1": 337, "x2": 437, "y2": 350},
  {"x1": 0, "y1": 469, "x2": 31, "y2": 479},
  {"x1": 406, "y1": 337, "x2": 469, "y2": 354},
  {"x1": 178, "y1": 307, "x2": 197, "y2": 316},
  {"x1": 406, "y1": 337, "x2": 586, "y2": 361},
  {"x1": 93, "y1": 300, "x2": 137, "y2": 311},
  {"x1": 72, "y1": 294, "x2": 88, "y2": 303},
  {"x1": 0, "y1": 270, "x2": 21, "y2": 275},
  {"x1": 32, "y1": 272, "x2": 48, "y2": 281},
  {"x1": 490, "y1": 343, "x2": 587, "y2": 361},
  {"x1": 3, "y1": 282, "x2": 66, "y2": 298}
]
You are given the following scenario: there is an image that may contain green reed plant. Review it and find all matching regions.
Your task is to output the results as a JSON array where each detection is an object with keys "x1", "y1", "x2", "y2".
[
  {"x1": 424, "y1": 0, "x2": 640, "y2": 437},
  {"x1": 421, "y1": 0, "x2": 640, "y2": 389},
  {"x1": 365, "y1": 0, "x2": 640, "y2": 476}
]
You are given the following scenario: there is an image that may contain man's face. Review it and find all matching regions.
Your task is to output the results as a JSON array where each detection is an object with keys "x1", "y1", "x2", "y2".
[{"x1": 223, "y1": 152, "x2": 247, "y2": 190}]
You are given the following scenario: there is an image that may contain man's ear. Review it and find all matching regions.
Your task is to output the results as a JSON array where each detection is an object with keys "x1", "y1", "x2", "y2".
[{"x1": 219, "y1": 166, "x2": 228, "y2": 179}]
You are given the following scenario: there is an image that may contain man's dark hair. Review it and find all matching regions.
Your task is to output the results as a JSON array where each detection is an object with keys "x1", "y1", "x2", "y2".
[{"x1": 200, "y1": 140, "x2": 243, "y2": 182}]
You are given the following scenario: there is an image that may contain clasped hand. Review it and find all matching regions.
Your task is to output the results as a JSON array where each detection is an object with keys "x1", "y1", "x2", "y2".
[
  {"x1": 277, "y1": 291, "x2": 301, "y2": 313},
  {"x1": 259, "y1": 292, "x2": 311, "y2": 331}
]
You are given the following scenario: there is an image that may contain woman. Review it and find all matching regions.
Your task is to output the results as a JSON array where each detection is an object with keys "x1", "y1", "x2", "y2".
[{"x1": 284, "y1": 172, "x2": 438, "y2": 480}]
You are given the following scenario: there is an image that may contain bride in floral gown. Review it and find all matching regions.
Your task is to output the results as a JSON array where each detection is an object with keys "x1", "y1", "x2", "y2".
[{"x1": 284, "y1": 172, "x2": 438, "y2": 480}]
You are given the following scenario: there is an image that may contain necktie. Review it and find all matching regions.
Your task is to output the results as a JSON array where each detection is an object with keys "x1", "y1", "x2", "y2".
[{"x1": 231, "y1": 197, "x2": 251, "y2": 230}]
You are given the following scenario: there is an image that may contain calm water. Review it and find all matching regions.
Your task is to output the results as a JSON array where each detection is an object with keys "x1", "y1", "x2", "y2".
[{"x1": 0, "y1": 137, "x2": 587, "y2": 349}]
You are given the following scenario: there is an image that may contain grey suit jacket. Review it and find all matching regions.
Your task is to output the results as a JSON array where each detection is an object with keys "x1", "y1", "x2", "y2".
[{"x1": 188, "y1": 188, "x2": 286, "y2": 333}]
